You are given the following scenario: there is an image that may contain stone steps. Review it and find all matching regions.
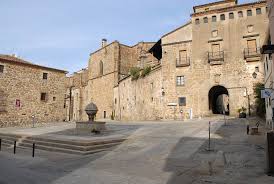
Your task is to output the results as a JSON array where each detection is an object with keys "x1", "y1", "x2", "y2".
[
  {"x1": 19, "y1": 139, "x2": 122, "y2": 152},
  {"x1": 18, "y1": 142, "x2": 113, "y2": 155},
  {"x1": 0, "y1": 132, "x2": 125, "y2": 155}
]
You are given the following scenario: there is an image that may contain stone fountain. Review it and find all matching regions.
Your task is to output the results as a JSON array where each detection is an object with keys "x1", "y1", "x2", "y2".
[{"x1": 76, "y1": 102, "x2": 106, "y2": 134}]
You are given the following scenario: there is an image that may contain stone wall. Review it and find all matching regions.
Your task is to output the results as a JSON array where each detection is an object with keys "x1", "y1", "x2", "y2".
[
  {"x1": 114, "y1": 66, "x2": 163, "y2": 121},
  {"x1": 0, "y1": 60, "x2": 66, "y2": 127}
]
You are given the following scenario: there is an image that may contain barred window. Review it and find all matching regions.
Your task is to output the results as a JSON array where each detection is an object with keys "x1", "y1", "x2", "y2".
[{"x1": 176, "y1": 76, "x2": 185, "y2": 86}]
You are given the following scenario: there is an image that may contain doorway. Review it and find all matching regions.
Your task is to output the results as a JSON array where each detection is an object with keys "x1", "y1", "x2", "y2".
[{"x1": 209, "y1": 85, "x2": 229, "y2": 115}]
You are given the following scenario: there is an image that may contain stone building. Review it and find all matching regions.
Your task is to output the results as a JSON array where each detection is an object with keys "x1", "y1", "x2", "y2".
[
  {"x1": 262, "y1": 0, "x2": 274, "y2": 129},
  {"x1": 67, "y1": 0, "x2": 269, "y2": 121},
  {"x1": 0, "y1": 55, "x2": 67, "y2": 127}
]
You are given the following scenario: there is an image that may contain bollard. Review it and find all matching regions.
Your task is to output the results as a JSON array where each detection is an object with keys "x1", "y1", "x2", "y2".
[
  {"x1": 0, "y1": 139, "x2": 1, "y2": 151},
  {"x1": 32, "y1": 143, "x2": 35, "y2": 158},
  {"x1": 14, "y1": 141, "x2": 16, "y2": 154},
  {"x1": 208, "y1": 121, "x2": 211, "y2": 151}
]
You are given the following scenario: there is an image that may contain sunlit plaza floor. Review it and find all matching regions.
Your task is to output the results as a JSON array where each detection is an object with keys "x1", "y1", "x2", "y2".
[{"x1": 0, "y1": 117, "x2": 273, "y2": 184}]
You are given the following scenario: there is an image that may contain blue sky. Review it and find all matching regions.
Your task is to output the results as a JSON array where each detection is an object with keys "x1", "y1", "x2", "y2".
[{"x1": 1, "y1": 0, "x2": 255, "y2": 73}]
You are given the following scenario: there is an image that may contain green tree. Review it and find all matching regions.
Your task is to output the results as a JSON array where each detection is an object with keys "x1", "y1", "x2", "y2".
[{"x1": 254, "y1": 82, "x2": 266, "y2": 118}]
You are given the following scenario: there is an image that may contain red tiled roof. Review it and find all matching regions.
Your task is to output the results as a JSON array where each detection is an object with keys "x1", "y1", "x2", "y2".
[{"x1": 0, "y1": 54, "x2": 67, "y2": 73}]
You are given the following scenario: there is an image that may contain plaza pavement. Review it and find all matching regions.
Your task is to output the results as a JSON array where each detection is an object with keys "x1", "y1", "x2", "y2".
[{"x1": 0, "y1": 117, "x2": 273, "y2": 184}]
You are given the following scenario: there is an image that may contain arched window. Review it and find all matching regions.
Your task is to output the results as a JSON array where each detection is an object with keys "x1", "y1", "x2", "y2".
[
  {"x1": 238, "y1": 11, "x2": 243, "y2": 18},
  {"x1": 99, "y1": 61, "x2": 103, "y2": 76},
  {"x1": 203, "y1": 17, "x2": 208, "y2": 23},
  {"x1": 195, "y1": 18, "x2": 200, "y2": 25}
]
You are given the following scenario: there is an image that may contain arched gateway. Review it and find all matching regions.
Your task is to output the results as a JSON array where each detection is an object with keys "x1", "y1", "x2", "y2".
[{"x1": 209, "y1": 85, "x2": 229, "y2": 115}]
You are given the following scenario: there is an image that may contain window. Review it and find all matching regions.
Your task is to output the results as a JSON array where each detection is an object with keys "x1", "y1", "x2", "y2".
[
  {"x1": 179, "y1": 50, "x2": 187, "y2": 61},
  {"x1": 203, "y1": 17, "x2": 208, "y2": 23},
  {"x1": 40, "y1": 93, "x2": 47, "y2": 102},
  {"x1": 238, "y1": 11, "x2": 243, "y2": 18},
  {"x1": 99, "y1": 61, "x2": 103, "y2": 75},
  {"x1": 247, "y1": 10, "x2": 252, "y2": 16},
  {"x1": 178, "y1": 97, "x2": 186, "y2": 106},
  {"x1": 195, "y1": 18, "x2": 200, "y2": 25},
  {"x1": 53, "y1": 97, "x2": 56, "y2": 101},
  {"x1": 212, "y1": 44, "x2": 220, "y2": 53},
  {"x1": 115, "y1": 98, "x2": 117, "y2": 104},
  {"x1": 220, "y1": 14, "x2": 225, "y2": 21},
  {"x1": 255, "y1": 66, "x2": 259, "y2": 72},
  {"x1": 256, "y1": 8, "x2": 262, "y2": 15},
  {"x1": 0, "y1": 90, "x2": 7, "y2": 112},
  {"x1": 176, "y1": 76, "x2": 185, "y2": 86},
  {"x1": 212, "y1": 30, "x2": 218, "y2": 38},
  {"x1": 247, "y1": 39, "x2": 257, "y2": 50},
  {"x1": 229, "y1": 12, "x2": 234, "y2": 19},
  {"x1": 0, "y1": 65, "x2": 4, "y2": 73},
  {"x1": 43, "y1": 73, "x2": 48, "y2": 80},
  {"x1": 212, "y1": 16, "x2": 217, "y2": 22}
]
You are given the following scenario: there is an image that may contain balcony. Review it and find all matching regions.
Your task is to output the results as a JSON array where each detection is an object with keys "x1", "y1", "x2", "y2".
[
  {"x1": 208, "y1": 51, "x2": 224, "y2": 65},
  {"x1": 244, "y1": 47, "x2": 261, "y2": 59},
  {"x1": 176, "y1": 57, "x2": 190, "y2": 67}
]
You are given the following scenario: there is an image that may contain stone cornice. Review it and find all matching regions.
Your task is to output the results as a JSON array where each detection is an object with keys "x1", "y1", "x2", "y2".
[
  {"x1": 193, "y1": 0, "x2": 237, "y2": 12},
  {"x1": 191, "y1": 1, "x2": 266, "y2": 18}
]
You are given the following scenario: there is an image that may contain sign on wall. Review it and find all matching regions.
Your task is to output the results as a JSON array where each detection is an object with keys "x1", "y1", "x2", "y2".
[{"x1": 261, "y1": 89, "x2": 272, "y2": 98}]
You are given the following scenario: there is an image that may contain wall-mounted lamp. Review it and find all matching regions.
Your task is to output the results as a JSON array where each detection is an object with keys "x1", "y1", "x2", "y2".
[{"x1": 252, "y1": 72, "x2": 258, "y2": 79}]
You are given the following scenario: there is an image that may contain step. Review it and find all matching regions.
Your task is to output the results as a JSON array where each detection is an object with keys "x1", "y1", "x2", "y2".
[
  {"x1": 25, "y1": 136, "x2": 126, "y2": 146},
  {"x1": 18, "y1": 144, "x2": 112, "y2": 155},
  {"x1": 19, "y1": 140, "x2": 121, "y2": 152},
  {"x1": 1, "y1": 139, "x2": 15, "y2": 145},
  {"x1": 0, "y1": 133, "x2": 22, "y2": 139}
]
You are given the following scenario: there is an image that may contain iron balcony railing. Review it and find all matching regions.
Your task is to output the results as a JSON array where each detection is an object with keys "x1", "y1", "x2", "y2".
[
  {"x1": 176, "y1": 57, "x2": 191, "y2": 67},
  {"x1": 244, "y1": 47, "x2": 261, "y2": 59},
  {"x1": 208, "y1": 51, "x2": 224, "y2": 64}
]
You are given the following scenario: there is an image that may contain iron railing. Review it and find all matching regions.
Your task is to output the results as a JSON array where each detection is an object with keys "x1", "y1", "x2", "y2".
[
  {"x1": 244, "y1": 47, "x2": 261, "y2": 59},
  {"x1": 208, "y1": 51, "x2": 224, "y2": 64},
  {"x1": 176, "y1": 57, "x2": 191, "y2": 67}
]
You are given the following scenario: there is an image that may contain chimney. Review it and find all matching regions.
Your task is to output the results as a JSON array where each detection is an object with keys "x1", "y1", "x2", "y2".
[{"x1": 102, "y1": 39, "x2": 107, "y2": 48}]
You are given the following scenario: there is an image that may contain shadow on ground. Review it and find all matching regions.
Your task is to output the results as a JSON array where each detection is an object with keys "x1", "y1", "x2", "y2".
[
  {"x1": 0, "y1": 124, "x2": 143, "y2": 184},
  {"x1": 164, "y1": 118, "x2": 273, "y2": 184}
]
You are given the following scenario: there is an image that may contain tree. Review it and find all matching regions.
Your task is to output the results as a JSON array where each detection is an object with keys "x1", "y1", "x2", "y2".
[{"x1": 254, "y1": 82, "x2": 266, "y2": 118}]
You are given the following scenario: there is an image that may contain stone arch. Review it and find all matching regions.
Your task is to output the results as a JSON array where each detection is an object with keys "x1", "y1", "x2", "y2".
[{"x1": 208, "y1": 85, "x2": 229, "y2": 115}]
